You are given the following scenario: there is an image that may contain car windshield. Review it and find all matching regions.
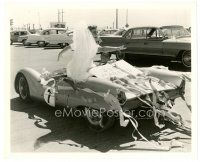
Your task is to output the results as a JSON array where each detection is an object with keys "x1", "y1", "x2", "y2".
[{"x1": 161, "y1": 27, "x2": 190, "y2": 38}]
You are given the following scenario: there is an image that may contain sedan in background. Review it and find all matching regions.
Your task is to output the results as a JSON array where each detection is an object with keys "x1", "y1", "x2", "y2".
[
  {"x1": 100, "y1": 25, "x2": 191, "y2": 68},
  {"x1": 10, "y1": 30, "x2": 29, "y2": 45},
  {"x1": 22, "y1": 28, "x2": 71, "y2": 48}
]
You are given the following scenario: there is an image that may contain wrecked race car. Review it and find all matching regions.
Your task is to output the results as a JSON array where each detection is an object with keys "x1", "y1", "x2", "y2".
[
  {"x1": 14, "y1": 22, "x2": 191, "y2": 149},
  {"x1": 14, "y1": 59, "x2": 190, "y2": 133}
]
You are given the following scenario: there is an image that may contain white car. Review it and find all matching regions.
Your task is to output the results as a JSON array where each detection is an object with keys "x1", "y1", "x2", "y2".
[{"x1": 23, "y1": 28, "x2": 72, "y2": 48}]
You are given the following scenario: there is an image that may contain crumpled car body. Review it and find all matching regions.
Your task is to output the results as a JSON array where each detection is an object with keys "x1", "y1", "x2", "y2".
[{"x1": 14, "y1": 60, "x2": 188, "y2": 132}]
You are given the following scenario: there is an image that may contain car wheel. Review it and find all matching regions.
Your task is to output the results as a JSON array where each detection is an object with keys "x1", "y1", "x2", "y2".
[
  {"x1": 181, "y1": 51, "x2": 191, "y2": 68},
  {"x1": 116, "y1": 51, "x2": 125, "y2": 60},
  {"x1": 22, "y1": 39, "x2": 27, "y2": 46},
  {"x1": 60, "y1": 43, "x2": 69, "y2": 48},
  {"x1": 100, "y1": 52, "x2": 111, "y2": 64},
  {"x1": 85, "y1": 107, "x2": 115, "y2": 132},
  {"x1": 16, "y1": 74, "x2": 31, "y2": 102},
  {"x1": 37, "y1": 41, "x2": 46, "y2": 47},
  {"x1": 10, "y1": 40, "x2": 13, "y2": 45}
]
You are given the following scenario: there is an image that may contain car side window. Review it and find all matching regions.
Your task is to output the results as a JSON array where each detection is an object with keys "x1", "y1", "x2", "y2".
[
  {"x1": 147, "y1": 28, "x2": 163, "y2": 39},
  {"x1": 57, "y1": 30, "x2": 66, "y2": 34},
  {"x1": 49, "y1": 30, "x2": 57, "y2": 35},
  {"x1": 14, "y1": 32, "x2": 19, "y2": 36},
  {"x1": 43, "y1": 30, "x2": 50, "y2": 35},
  {"x1": 21, "y1": 31, "x2": 27, "y2": 35},
  {"x1": 131, "y1": 29, "x2": 146, "y2": 39}
]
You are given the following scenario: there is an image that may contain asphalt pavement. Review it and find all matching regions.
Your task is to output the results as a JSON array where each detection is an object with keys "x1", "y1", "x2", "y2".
[{"x1": 10, "y1": 43, "x2": 191, "y2": 152}]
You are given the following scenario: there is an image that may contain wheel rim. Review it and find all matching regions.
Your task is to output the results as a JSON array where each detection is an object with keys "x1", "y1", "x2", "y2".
[
  {"x1": 38, "y1": 41, "x2": 45, "y2": 47},
  {"x1": 22, "y1": 40, "x2": 26, "y2": 45},
  {"x1": 182, "y1": 51, "x2": 191, "y2": 67},
  {"x1": 18, "y1": 77, "x2": 28, "y2": 100}
]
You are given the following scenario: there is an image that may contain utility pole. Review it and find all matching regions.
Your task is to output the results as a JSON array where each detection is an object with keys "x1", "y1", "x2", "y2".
[
  {"x1": 61, "y1": 9, "x2": 64, "y2": 22},
  {"x1": 10, "y1": 19, "x2": 13, "y2": 31},
  {"x1": 125, "y1": 9, "x2": 129, "y2": 28},
  {"x1": 57, "y1": 9, "x2": 60, "y2": 22},
  {"x1": 38, "y1": 11, "x2": 41, "y2": 29},
  {"x1": 116, "y1": 9, "x2": 118, "y2": 29}
]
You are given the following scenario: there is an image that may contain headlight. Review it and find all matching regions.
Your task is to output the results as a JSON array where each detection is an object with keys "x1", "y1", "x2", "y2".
[{"x1": 117, "y1": 91, "x2": 126, "y2": 105}]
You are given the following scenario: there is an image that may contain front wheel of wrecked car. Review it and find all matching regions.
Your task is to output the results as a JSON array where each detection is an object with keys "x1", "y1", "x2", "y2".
[
  {"x1": 85, "y1": 107, "x2": 115, "y2": 132},
  {"x1": 16, "y1": 73, "x2": 31, "y2": 102},
  {"x1": 181, "y1": 51, "x2": 191, "y2": 68}
]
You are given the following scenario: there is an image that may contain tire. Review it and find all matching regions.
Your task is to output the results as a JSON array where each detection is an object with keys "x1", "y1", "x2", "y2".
[
  {"x1": 22, "y1": 39, "x2": 27, "y2": 46},
  {"x1": 37, "y1": 41, "x2": 46, "y2": 47},
  {"x1": 16, "y1": 73, "x2": 31, "y2": 102},
  {"x1": 60, "y1": 43, "x2": 69, "y2": 48},
  {"x1": 181, "y1": 51, "x2": 191, "y2": 68},
  {"x1": 100, "y1": 52, "x2": 111, "y2": 64},
  {"x1": 116, "y1": 51, "x2": 125, "y2": 60},
  {"x1": 10, "y1": 40, "x2": 13, "y2": 45},
  {"x1": 85, "y1": 107, "x2": 115, "y2": 132}
]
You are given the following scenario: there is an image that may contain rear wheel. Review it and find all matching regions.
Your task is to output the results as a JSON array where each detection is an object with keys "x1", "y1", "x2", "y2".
[
  {"x1": 85, "y1": 107, "x2": 115, "y2": 132},
  {"x1": 181, "y1": 51, "x2": 191, "y2": 68},
  {"x1": 22, "y1": 39, "x2": 27, "y2": 46},
  {"x1": 16, "y1": 74, "x2": 31, "y2": 102},
  {"x1": 37, "y1": 41, "x2": 46, "y2": 47},
  {"x1": 116, "y1": 51, "x2": 125, "y2": 60},
  {"x1": 10, "y1": 40, "x2": 13, "y2": 45},
  {"x1": 60, "y1": 43, "x2": 69, "y2": 48}
]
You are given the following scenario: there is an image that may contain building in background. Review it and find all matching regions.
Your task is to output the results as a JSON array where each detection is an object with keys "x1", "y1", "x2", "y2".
[{"x1": 50, "y1": 22, "x2": 66, "y2": 28}]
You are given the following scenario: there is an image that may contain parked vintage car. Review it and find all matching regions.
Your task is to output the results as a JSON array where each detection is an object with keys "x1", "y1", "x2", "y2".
[
  {"x1": 22, "y1": 28, "x2": 72, "y2": 48},
  {"x1": 14, "y1": 58, "x2": 188, "y2": 132},
  {"x1": 43, "y1": 29, "x2": 73, "y2": 48},
  {"x1": 18, "y1": 29, "x2": 42, "y2": 45},
  {"x1": 10, "y1": 30, "x2": 29, "y2": 45},
  {"x1": 100, "y1": 25, "x2": 191, "y2": 68}
]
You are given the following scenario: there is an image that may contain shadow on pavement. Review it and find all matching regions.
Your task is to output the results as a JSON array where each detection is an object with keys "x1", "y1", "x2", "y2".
[
  {"x1": 43, "y1": 46, "x2": 62, "y2": 50},
  {"x1": 25, "y1": 45, "x2": 43, "y2": 48},
  {"x1": 14, "y1": 44, "x2": 24, "y2": 47},
  {"x1": 10, "y1": 97, "x2": 160, "y2": 152}
]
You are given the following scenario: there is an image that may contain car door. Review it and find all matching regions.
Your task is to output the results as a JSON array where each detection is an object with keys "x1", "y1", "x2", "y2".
[
  {"x1": 43, "y1": 29, "x2": 57, "y2": 44},
  {"x1": 41, "y1": 30, "x2": 51, "y2": 43},
  {"x1": 142, "y1": 28, "x2": 163, "y2": 56},
  {"x1": 56, "y1": 29, "x2": 67, "y2": 44},
  {"x1": 55, "y1": 79, "x2": 76, "y2": 107},
  {"x1": 124, "y1": 28, "x2": 147, "y2": 56}
]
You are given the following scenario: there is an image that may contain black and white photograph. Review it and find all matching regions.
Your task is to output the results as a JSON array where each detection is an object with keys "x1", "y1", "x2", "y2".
[{"x1": 1, "y1": 0, "x2": 199, "y2": 160}]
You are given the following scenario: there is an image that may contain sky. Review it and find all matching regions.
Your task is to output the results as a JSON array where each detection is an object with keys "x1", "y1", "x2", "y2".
[{"x1": 8, "y1": 3, "x2": 192, "y2": 30}]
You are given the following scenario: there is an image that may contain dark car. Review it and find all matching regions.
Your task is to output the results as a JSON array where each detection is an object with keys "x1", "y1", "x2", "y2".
[
  {"x1": 100, "y1": 25, "x2": 191, "y2": 68},
  {"x1": 10, "y1": 30, "x2": 29, "y2": 45}
]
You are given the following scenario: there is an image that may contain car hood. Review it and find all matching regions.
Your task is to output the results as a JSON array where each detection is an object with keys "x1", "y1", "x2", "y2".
[
  {"x1": 89, "y1": 60, "x2": 181, "y2": 100},
  {"x1": 163, "y1": 36, "x2": 191, "y2": 43}
]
